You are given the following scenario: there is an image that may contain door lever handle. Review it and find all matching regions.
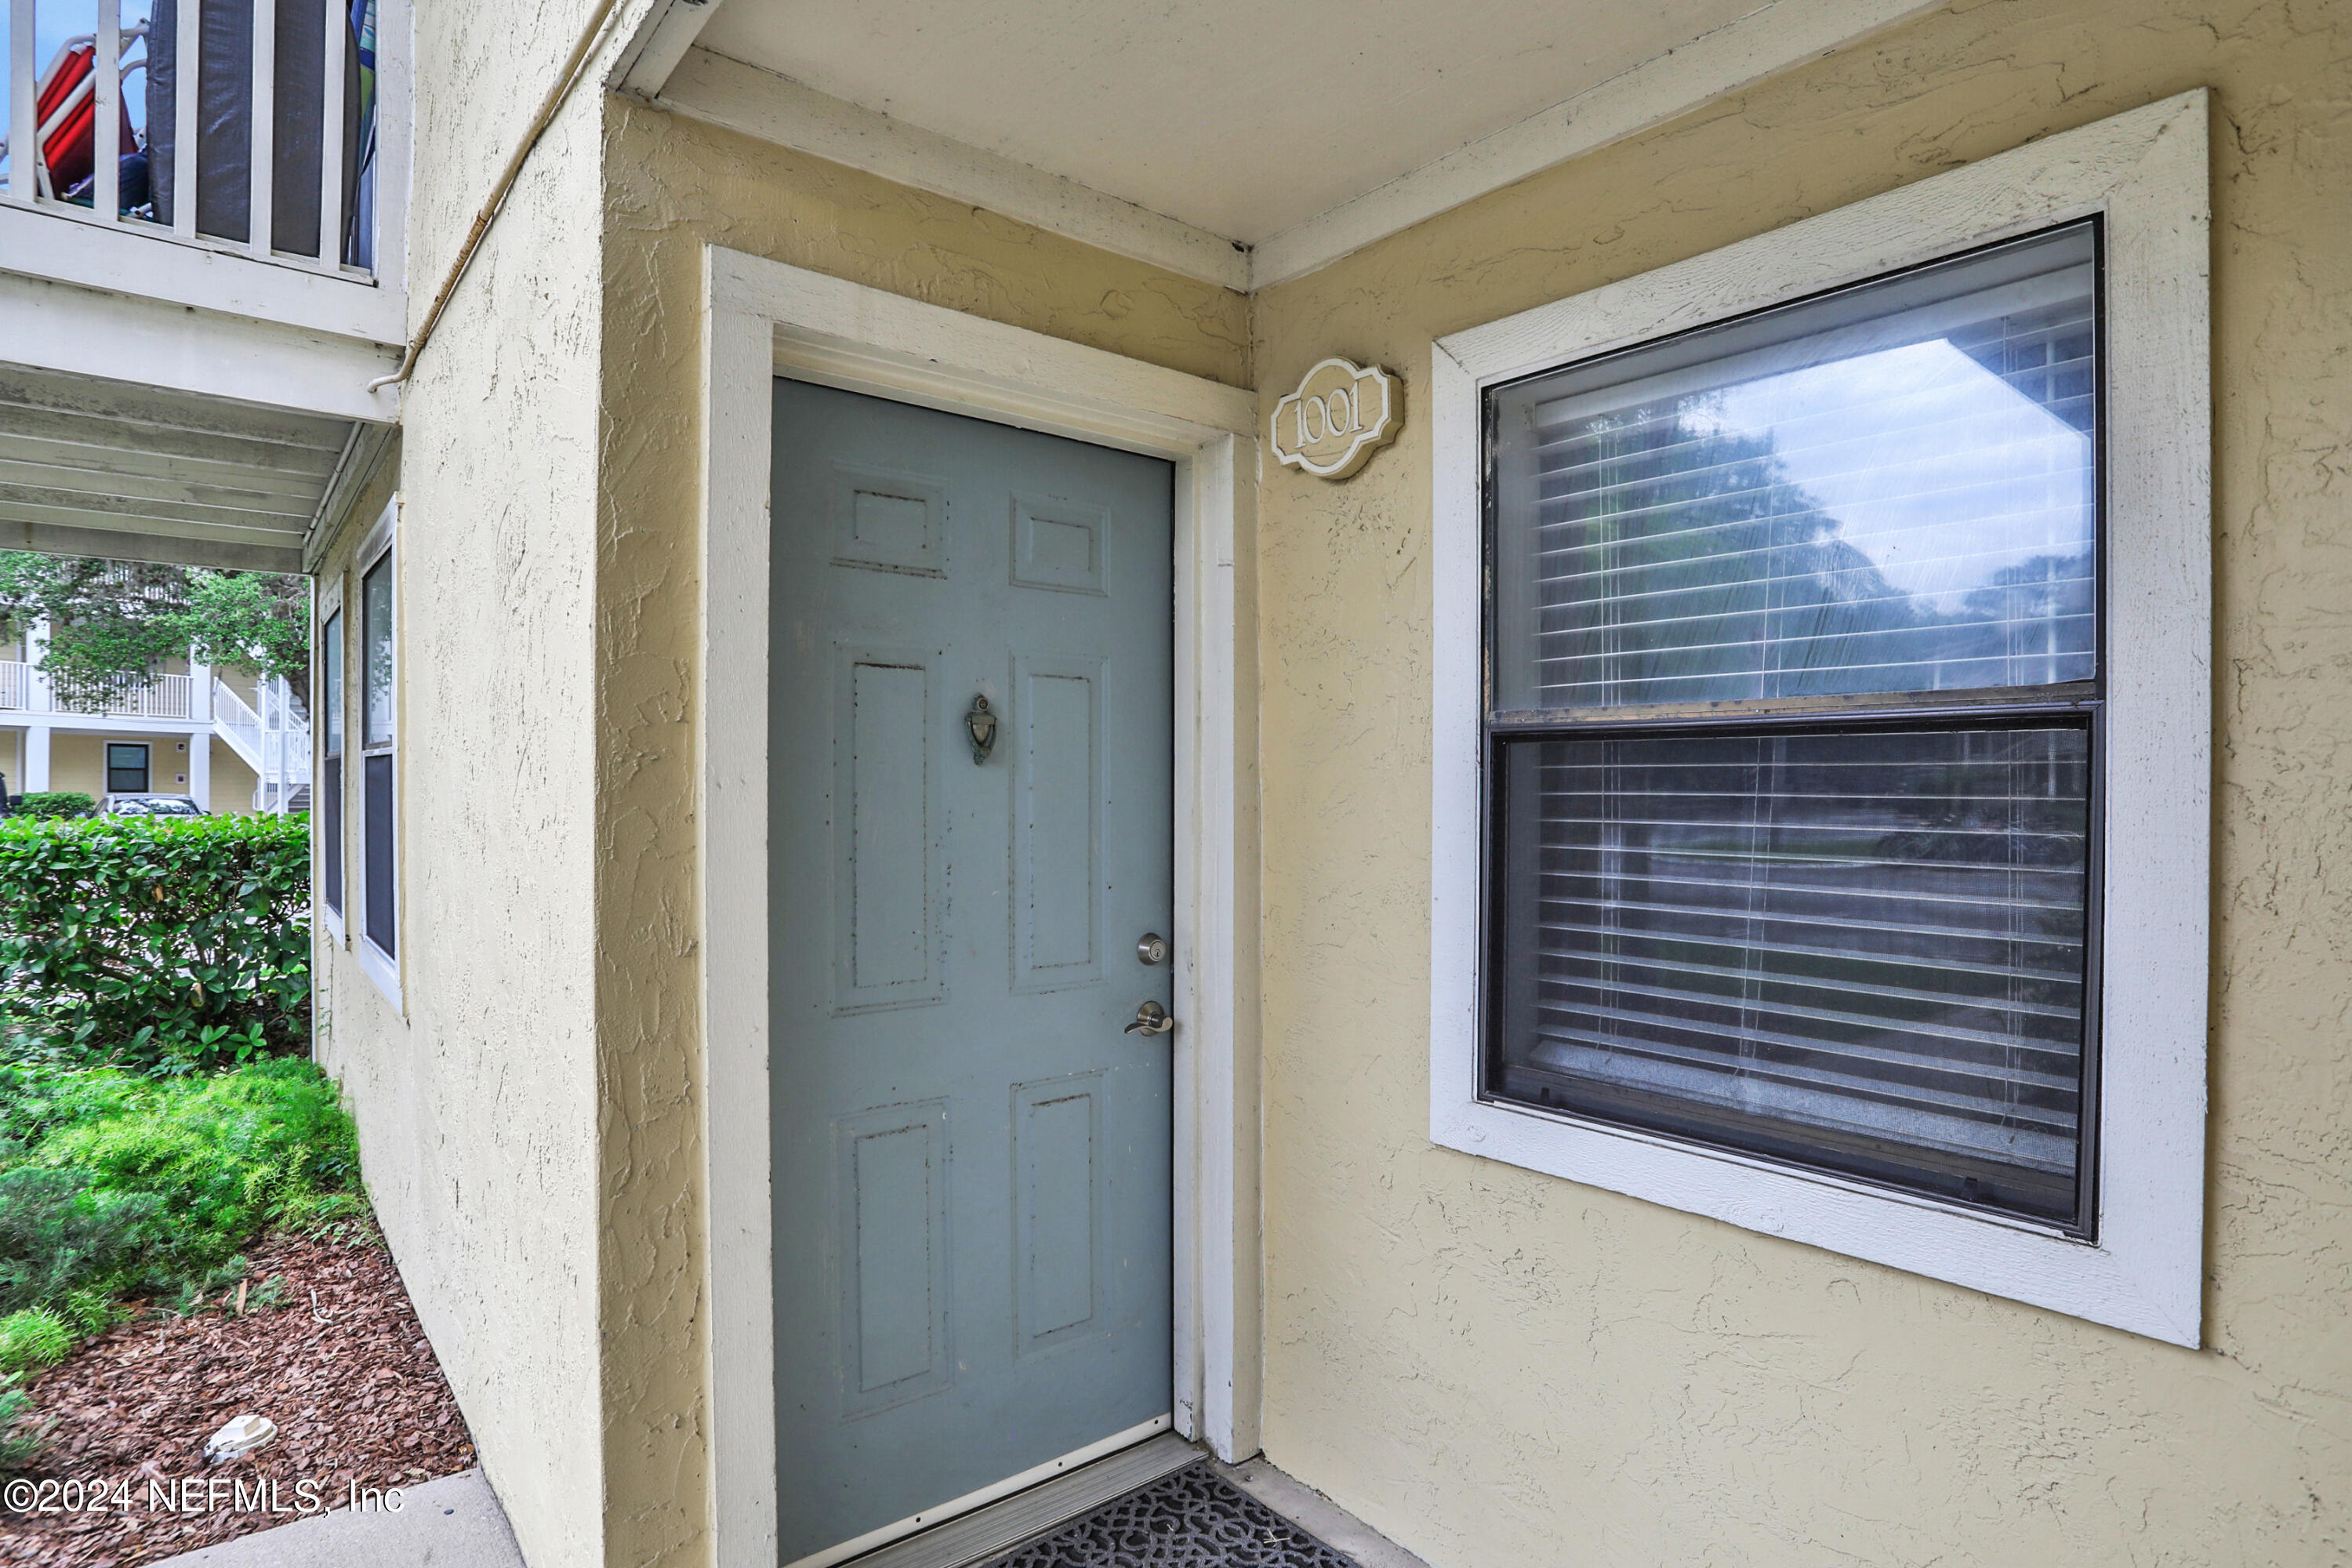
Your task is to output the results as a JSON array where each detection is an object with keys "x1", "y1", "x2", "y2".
[{"x1": 1124, "y1": 1000, "x2": 1174, "y2": 1036}]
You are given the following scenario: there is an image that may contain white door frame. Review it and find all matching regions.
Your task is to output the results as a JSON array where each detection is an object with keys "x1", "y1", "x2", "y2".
[{"x1": 699, "y1": 245, "x2": 1263, "y2": 1566}]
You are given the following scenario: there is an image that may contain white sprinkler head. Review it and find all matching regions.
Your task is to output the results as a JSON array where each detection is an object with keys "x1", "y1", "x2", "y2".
[{"x1": 205, "y1": 1413, "x2": 278, "y2": 1461}]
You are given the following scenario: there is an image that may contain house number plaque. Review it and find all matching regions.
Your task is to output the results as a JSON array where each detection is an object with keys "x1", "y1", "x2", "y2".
[{"x1": 1271, "y1": 357, "x2": 1400, "y2": 480}]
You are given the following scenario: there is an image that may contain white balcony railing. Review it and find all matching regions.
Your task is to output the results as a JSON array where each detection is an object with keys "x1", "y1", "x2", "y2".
[
  {"x1": 214, "y1": 675, "x2": 307, "y2": 812},
  {"x1": 60, "y1": 670, "x2": 192, "y2": 719},
  {"x1": 211, "y1": 673, "x2": 260, "y2": 758},
  {"x1": 2, "y1": 0, "x2": 381, "y2": 277},
  {"x1": 0, "y1": 659, "x2": 198, "y2": 718}
]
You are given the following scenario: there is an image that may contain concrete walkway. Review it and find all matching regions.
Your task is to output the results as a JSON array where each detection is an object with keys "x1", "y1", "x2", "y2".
[
  {"x1": 145, "y1": 1454, "x2": 1424, "y2": 1568},
  {"x1": 151, "y1": 1469, "x2": 524, "y2": 1568}
]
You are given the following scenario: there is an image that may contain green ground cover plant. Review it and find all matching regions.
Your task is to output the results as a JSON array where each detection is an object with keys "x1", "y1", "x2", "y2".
[
  {"x1": 0, "y1": 1059, "x2": 361, "y2": 1319},
  {"x1": 0, "y1": 1058, "x2": 365, "y2": 1468},
  {"x1": 0, "y1": 814, "x2": 310, "y2": 1073},
  {"x1": 0, "y1": 1378, "x2": 36, "y2": 1467}
]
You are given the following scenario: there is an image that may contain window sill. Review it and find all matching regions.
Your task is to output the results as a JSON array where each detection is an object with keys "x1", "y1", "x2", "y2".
[
  {"x1": 354, "y1": 933, "x2": 401, "y2": 1015},
  {"x1": 1426, "y1": 1092, "x2": 2199, "y2": 1338}
]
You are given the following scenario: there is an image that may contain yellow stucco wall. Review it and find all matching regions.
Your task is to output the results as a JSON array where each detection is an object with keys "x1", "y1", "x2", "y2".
[
  {"x1": 211, "y1": 741, "x2": 259, "y2": 814},
  {"x1": 49, "y1": 734, "x2": 126, "y2": 797},
  {"x1": 38, "y1": 732, "x2": 252, "y2": 808},
  {"x1": 593, "y1": 100, "x2": 1250, "y2": 1566},
  {"x1": 1250, "y1": 2, "x2": 2350, "y2": 1564},
  {"x1": 307, "y1": 45, "x2": 612, "y2": 1568}
]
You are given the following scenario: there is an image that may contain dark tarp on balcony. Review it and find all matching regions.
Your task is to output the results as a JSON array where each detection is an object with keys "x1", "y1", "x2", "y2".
[{"x1": 147, "y1": 0, "x2": 363, "y2": 261}]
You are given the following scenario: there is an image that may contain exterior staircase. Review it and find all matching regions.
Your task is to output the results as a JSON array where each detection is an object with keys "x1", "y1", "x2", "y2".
[{"x1": 210, "y1": 677, "x2": 309, "y2": 813}]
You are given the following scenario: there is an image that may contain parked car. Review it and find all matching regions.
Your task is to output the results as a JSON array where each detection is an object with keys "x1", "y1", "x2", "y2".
[{"x1": 100, "y1": 793, "x2": 205, "y2": 817}]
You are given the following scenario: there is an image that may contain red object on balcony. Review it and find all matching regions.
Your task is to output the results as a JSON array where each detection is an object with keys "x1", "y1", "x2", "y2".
[{"x1": 31, "y1": 39, "x2": 136, "y2": 197}]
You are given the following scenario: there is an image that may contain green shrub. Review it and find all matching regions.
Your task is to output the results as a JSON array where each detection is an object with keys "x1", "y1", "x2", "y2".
[
  {"x1": 0, "y1": 1161, "x2": 164, "y2": 1314},
  {"x1": 0, "y1": 1308, "x2": 70, "y2": 1373},
  {"x1": 0, "y1": 1058, "x2": 358, "y2": 1333},
  {"x1": 12, "y1": 792, "x2": 93, "y2": 819},
  {"x1": 0, "y1": 1058, "x2": 362, "y2": 1472},
  {"x1": 0, "y1": 1062, "x2": 153, "y2": 1146},
  {"x1": 27, "y1": 1058, "x2": 358, "y2": 1279},
  {"x1": 58, "y1": 1287, "x2": 117, "y2": 1334},
  {"x1": 0, "y1": 814, "x2": 309, "y2": 1072},
  {"x1": 0, "y1": 1375, "x2": 42, "y2": 1470}
]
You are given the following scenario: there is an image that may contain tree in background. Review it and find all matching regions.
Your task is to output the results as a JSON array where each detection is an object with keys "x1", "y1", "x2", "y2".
[{"x1": 0, "y1": 555, "x2": 308, "y2": 714}]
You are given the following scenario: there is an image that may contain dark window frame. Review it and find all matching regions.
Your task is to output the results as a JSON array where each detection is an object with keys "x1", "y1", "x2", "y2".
[
  {"x1": 358, "y1": 540, "x2": 396, "y2": 966},
  {"x1": 105, "y1": 742, "x2": 151, "y2": 794},
  {"x1": 320, "y1": 606, "x2": 345, "y2": 921},
  {"x1": 1475, "y1": 220, "x2": 2111, "y2": 1237}
]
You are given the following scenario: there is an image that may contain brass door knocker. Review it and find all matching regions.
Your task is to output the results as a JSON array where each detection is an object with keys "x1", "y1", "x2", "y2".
[{"x1": 965, "y1": 694, "x2": 997, "y2": 764}]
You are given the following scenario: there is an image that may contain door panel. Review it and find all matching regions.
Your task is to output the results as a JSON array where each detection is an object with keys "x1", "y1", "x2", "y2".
[
  {"x1": 830, "y1": 646, "x2": 945, "y2": 1011},
  {"x1": 834, "y1": 1102, "x2": 952, "y2": 1417},
  {"x1": 1011, "y1": 653, "x2": 1105, "y2": 992},
  {"x1": 771, "y1": 379, "x2": 1176, "y2": 1563},
  {"x1": 1012, "y1": 1073, "x2": 1102, "y2": 1353}
]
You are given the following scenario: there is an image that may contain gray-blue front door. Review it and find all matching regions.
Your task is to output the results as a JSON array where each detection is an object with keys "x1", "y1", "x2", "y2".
[{"x1": 770, "y1": 378, "x2": 1176, "y2": 1563}]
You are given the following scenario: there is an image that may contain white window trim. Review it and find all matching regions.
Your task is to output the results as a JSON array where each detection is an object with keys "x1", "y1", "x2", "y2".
[
  {"x1": 351, "y1": 498, "x2": 400, "y2": 1012},
  {"x1": 315, "y1": 572, "x2": 347, "y2": 946},
  {"x1": 1428, "y1": 91, "x2": 2211, "y2": 1346}
]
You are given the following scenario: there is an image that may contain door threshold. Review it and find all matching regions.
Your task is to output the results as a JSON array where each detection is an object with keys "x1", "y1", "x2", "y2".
[{"x1": 803, "y1": 1422, "x2": 1197, "y2": 1568}]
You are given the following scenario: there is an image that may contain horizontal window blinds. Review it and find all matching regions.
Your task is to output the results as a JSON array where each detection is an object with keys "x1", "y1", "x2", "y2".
[
  {"x1": 1494, "y1": 727, "x2": 2089, "y2": 1220},
  {"x1": 1492, "y1": 227, "x2": 2097, "y2": 713},
  {"x1": 1483, "y1": 223, "x2": 2100, "y2": 1228}
]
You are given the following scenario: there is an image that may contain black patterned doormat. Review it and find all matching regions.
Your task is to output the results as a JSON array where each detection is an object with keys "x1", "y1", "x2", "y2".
[{"x1": 978, "y1": 1463, "x2": 1360, "y2": 1568}]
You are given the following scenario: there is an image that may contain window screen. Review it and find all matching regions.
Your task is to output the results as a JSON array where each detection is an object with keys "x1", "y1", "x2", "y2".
[
  {"x1": 106, "y1": 744, "x2": 151, "y2": 794},
  {"x1": 365, "y1": 753, "x2": 395, "y2": 956},
  {"x1": 359, "y1": 551, "x2": 394, "y2": 960},
  {"x1": 361, "y1": 557, "x2": 394, "y2": 750},
  {"x1": 321, "y1": 609, "x2": 344, "y2": 918},
  {"x1": 1483, "y1": 222, "x2": 2100, "y2": 1229}
]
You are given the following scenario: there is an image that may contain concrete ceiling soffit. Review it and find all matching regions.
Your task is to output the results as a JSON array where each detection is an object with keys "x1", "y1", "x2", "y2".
[
  {"x1": 0, "y1": 364, "x2": 352, "y2": 575},
  {"x1": 644, "y1": 0, "x2": 1947, "y2": 291},
  {"x1": 656, "y1": 49, "x2": 1251, "y2": 290}
]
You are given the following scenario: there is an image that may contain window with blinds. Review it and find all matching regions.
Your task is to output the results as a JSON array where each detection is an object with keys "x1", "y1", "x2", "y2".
[{"x1": 1483, "y1": 222, "x2": 2100, "y2": 1229}]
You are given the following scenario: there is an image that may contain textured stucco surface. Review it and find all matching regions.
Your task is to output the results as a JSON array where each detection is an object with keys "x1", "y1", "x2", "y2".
[
  {"x1": 312, "y1": 80, "x2": 609, "y2": 1568},
  {"x1": 1250, "y1": 2, "x2": 2352, "y2": 1565},
  {"x1": 307, "y1": 8, "x2": 658, "y2": 1564},
  {"x1": 593, "y1": 102, "x2": 1250, "y2": 1566},
  {"x1": 400, "y1": 2, "x2": 651, "y2": 324}
]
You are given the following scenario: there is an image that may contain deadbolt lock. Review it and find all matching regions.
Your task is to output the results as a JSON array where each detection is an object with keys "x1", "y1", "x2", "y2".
[{"x1": 1135, "y1": 931, "x2": 1169, "y2": 965}]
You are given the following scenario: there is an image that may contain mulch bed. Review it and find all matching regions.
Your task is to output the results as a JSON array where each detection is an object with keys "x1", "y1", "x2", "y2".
[{"x1": 1, "y1": 1232, "x2": 479, "y2": 1565}]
